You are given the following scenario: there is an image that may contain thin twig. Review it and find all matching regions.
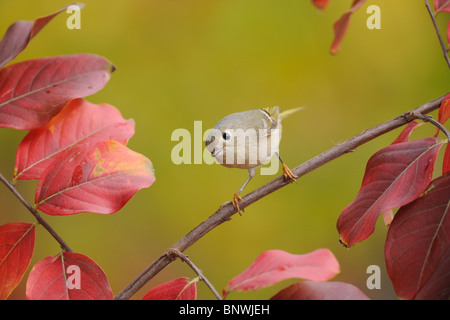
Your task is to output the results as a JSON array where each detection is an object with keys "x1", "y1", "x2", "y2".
[
  {"x1": 167, "y1": 248, "x2": 222, "y2": 300},
  {"x1": 425, "y1": 0, "x2": 450, "y2": 70},
  {"x1": 0, "y1": 172, "x2": 73, "y2": 252},
  {"x1": 412, "y1": 111, "x2": 450, "y2": 140},
  {"x1": 114, "y1": 94, "x2": 447, "y2": 300}
]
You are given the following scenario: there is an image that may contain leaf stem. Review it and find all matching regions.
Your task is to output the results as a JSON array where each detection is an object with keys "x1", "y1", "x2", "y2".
[
  {"x1": 167, "y1": 248, "x2": 222, "y2": 300},
  {"x1": 425, "y1": 0, "x2": 450, "y2": 70},
  {"x1": 0, "y1": 172, "x2": 73, "y2": 252}
]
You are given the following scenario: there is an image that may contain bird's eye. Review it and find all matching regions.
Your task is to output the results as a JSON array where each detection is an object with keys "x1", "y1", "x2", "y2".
[{"x1": 223, "y1": 132, "x2": 231, "y2": 140}]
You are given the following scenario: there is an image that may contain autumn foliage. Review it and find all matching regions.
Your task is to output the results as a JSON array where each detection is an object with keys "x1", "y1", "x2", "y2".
[
  {"x1": 0, "y1": 4, "x2": 155, "y2": 300},
  {"x1": 0, "y1": 1, "x2": 449, "y2": 300},
  {"x1": 337, "y1": 111, "x2": 450, "y2": 299}
]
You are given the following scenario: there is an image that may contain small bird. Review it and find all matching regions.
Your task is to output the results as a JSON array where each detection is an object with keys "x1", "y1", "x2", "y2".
[{"x1": 205, "y1": 106, "x2": 303, "y2": 212}]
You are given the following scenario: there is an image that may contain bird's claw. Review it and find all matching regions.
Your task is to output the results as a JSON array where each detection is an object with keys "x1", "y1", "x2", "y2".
[
  {"x1": 282, "y1": 163, "x2": 298, "y2": 184},
  {"x1": 233, "y1": 193, "x2": 244, "y2": 215}
]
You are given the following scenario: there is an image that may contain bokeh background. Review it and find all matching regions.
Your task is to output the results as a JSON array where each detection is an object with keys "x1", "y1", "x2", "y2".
[{"x1": 0, "y1": 0, "x2": 448, "y2": 300}]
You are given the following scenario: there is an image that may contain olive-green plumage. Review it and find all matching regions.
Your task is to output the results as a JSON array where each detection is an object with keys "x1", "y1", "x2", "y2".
[{"x1": 205, "y1": 106, "x2": 303, "y2": 212}]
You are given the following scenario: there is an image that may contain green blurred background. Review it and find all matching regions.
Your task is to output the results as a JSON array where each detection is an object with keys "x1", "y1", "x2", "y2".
[{"x1": 0, "y1": 0, "x2": 448, "y2": 300}]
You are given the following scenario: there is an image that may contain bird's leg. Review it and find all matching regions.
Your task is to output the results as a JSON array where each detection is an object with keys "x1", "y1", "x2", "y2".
[
  {"x1": 276, "y1": 152, "x2": 298, "y2": 184},
  {"x1": 233, "y1": 168, "x2": 256, "y2": 214}
]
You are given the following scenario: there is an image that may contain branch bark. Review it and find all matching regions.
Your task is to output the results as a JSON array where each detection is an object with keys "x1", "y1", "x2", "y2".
[
  {"x1": 114, "y1": 93, "x2": 447, "y2": 300},
  {"x1": 425, "y1": 0, "x2": 450, "y2": 70},
  {"x1": 0, "y1": 173, "x2": 73, "y2": 252},
  {"x1": 167, "y1": 248, "x2": 222, "y2": 300}
]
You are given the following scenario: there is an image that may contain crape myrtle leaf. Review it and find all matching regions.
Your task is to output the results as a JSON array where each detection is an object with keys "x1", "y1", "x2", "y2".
[
  {"x1": 382, "y1": 209, "x2": 394, "y2": 228},
  {"x1": 0, "y1": 54, "x2": 115, "y2": 130},
  {"x1": 311, "y1": 0, "x2": 330, "y2": 10},
  {"x1": 0, "y1": 222, "x2": 35, "y2": 300},
  {"x1": 337, "y1": 138, "x2": 444, "y2": 248},
  {"x1": 432, "y1": 93, "x2": 450, "y2": 173},
  {"x1": 330, "y1": 0, "x2": 367, "y2": 55},
  {"x1": 391, "y1": 121, "x2": 422, "y2": 145},
  {"x1": 434, "y1": 93, "x2": 450, "y2": 136},
  {"x1": 0, "y1": 3, "x2": 85, "y2": 69},
  {"x1": 14, "y1": 98, "x2": 135, "y2": 181},
  {"x1": 142, "y1": 277, "x2": 198, "y2": 300},
  {"x1": 223, "y1": 249, "x2": 339, "y2": 298},
  {"x1": 432, "y1": 0, "x2": 450, "y2": 49},
  {"x1": 385, "y1": 174, "x2": 450, "y2": 300},
  {"x1": 35, "y1": 140, "x2": 155, "y2": 215},
  {"x1": 447, "y1": 21, "x2": 450, "y2": 51},
  {"x1": 444, "y1": 143, "x2": 450, "y2": 174},
  {"x1": 270, "y1": 280, "x2": 370, "y2": 300},
  {"x1": 26, "y1": 252, "x2": 113, "y2": 300},
  {"x1": 434, "y1": 0, "x2": 450, "y2": 13}
]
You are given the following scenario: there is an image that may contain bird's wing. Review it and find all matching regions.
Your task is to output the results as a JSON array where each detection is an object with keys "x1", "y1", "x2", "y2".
[{"x1": 259, "y1": 108, "x2": 279, "y2": 138}]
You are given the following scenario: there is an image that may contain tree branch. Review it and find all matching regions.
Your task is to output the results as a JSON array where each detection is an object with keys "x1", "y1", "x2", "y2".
[
  {"x1": 114, "y1": 94, "x2": 447, "y2": 300},
  {"x1": 167, "y1": 248, "x2": 222, "y2": 300},
  {"x1": 0, "y1": 172, "x2": 73, "y2": 252},
  {"x1": 425, "y1": 0, "x2": 450, "y2": 70}
]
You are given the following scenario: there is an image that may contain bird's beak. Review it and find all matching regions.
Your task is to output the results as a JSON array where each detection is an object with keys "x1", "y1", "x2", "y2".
[{"x1": 212, "y1": 147, "x2": 221, "y2": 157}]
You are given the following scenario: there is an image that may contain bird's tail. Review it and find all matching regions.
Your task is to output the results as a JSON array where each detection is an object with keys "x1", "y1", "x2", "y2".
[{"x1": 279, "y1": 106, "x2": 306, "y2": 120}]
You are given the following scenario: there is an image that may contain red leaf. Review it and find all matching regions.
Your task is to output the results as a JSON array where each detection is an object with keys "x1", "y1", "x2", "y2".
[
  {"x1": 444, "y1": 144, "x2": 450, "y2": 175},
  {"x1": 433, "y1": 2, "x2": 450, "y2": 49},
  {"x1": 14, "y1": 98, "x2": 135, "y2": 181},
  {"x1": 382, "y1": 209, "x2": 394, "y2": 227},
  {"x1": 391, "y1": 121, "x2": 422, "y2": 145},
  {"x1": 0, "y1": 222, "x2": 35, "y2": 300},
  {"x1": 35, "y1": 141, "x2": 155, "y2": 215},
  {"x1": 270, "y1": 281, "x2": 370, "y2": 300},
  {"x1": 223, "y1": 249, "x2": 339, "y2": 298},
  {"x1": 435, "y1": 93, "x2": 450, "y2": 137},
  {"x1": 337, "y1": 138, "x2": 444, "y2": 248},
  {"x1": 330, "y1": 0, "x2": 367, "y2": 55},
  {"x1": 142, "y1": 277, "x2": 198, "y2": 300},
  {"x1": 447, "y1": 20, "x2": 450, "y2": 50},
  {"x1": 434, "y1": 0, "x2": 450, "y2": 13},
  {"x1": 0, "y1": 54, "x2": 115, "y2": 130},
  {"x1": 311, "y1": 0, "x2": 330, "y2": 10},
  {"x1": 26, "y1": 252, "x2": 113, "y2": 300},
  {"x1": 385, "y1": 173, "x2": 450, "y2": 300},
  {"x1": 0, "y1": 3, "x2": 84, "y2": 69}
]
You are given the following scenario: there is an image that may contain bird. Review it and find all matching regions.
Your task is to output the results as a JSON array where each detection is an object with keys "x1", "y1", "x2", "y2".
[{"x1": 205, "y1": 106, "x2": 303, "y2": 212}]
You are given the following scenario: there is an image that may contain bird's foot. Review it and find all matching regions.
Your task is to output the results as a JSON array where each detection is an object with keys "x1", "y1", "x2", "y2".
[
  {"x1": 282, "y1": 163, "x2": 298, "y2": 184},
  {"x1": 232, "y1": 193, "x2": 244, "y2": 215}
]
